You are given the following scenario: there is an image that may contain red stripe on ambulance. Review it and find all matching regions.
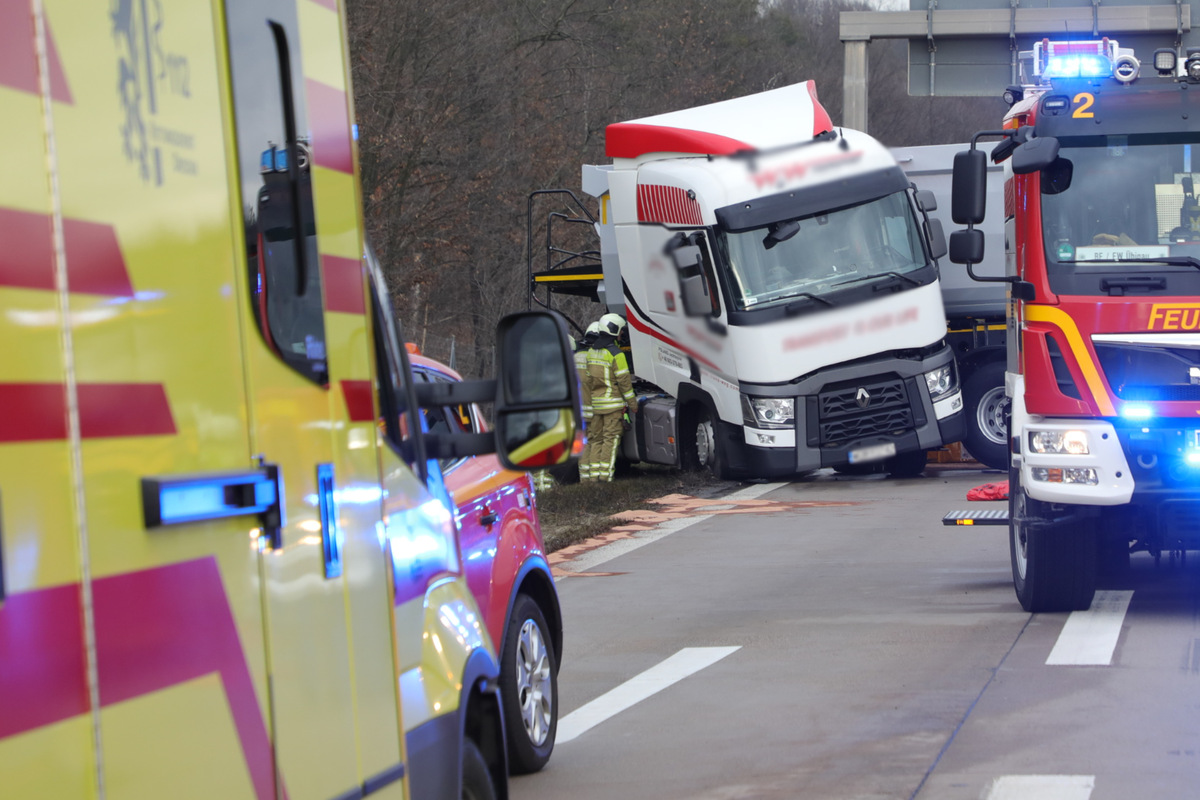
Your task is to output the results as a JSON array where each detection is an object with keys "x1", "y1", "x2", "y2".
[
  {"x1": 323, "y1": 254, "x2": 366, "y2": 314},
  {"x1": 306, "y1": 79, "x2": 355, "y2": 175},
  {"x1": 0, "y1": 4, "x2": 73, "y2": 103},
  {"x1": 0, "y1": 208, "x2": 134, "y2": 296},
  {"x1": 0, "y1": 383, "x2": 176, "y2": 442}
]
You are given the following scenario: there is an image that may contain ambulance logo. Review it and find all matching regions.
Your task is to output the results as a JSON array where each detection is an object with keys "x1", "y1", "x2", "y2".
[{"x1": 1147, "y1": 303, "x2": 1200, "y2": 331}]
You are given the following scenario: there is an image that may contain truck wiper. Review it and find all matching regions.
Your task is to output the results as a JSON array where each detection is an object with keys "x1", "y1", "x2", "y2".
[
  {"x1": 1061, "y1": 256, "x2": 1200, "y2": 270},
  {"x1": 783, "y1": 292, "x2": 835, "y2": 313},
  {"x1": 836, "y1": 271, "x2": 922, "y2": 289}
]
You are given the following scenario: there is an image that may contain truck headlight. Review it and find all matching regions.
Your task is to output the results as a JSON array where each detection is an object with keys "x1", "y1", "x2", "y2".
[
  {"x1": 742, "y1": 395, "x2": 794, "y2": 429},
  {"x1": 1028, "y1": 429, "x2": 1089, "y2": 455},
  {"x1": 924, "y1": 364, "x2": 958, "y2": 400}
]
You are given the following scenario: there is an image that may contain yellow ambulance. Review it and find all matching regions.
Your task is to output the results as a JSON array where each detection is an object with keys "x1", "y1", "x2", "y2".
[{"x1": 0, "y1": 1, "x2": 579, "y2": 798}]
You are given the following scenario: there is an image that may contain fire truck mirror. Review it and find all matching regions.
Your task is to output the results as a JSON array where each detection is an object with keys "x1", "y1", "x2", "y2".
[
  {"x1": 1040, "y1": 157, "x2": 1073, "y2": 196},
  {"x1": 1012, "y1": 136, "x2": 1060, "y2": 175},
  {"x1": 951, "y1": 149, "x2": 988, "y2": 225},
  {"x1": 948, "y1": 228, "x2": 985, "y2": 266},
  {"x1": 914, "y1": 189, "x2": 938, "y2": 213}
]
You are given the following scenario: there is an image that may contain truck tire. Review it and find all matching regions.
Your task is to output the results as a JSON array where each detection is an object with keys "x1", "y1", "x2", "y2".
[
  {"x1": 500, "y1": 594, "x2": 557, "y2": 774},
  {"x1": 461, "y1": 738, "x2": 498, "y2": 800},
  {"x1": 681, "y1": 405, "x2": 732, "y2": 480},
  {"x1": 963, "y1": 360, "x2": 1009, "y2": 470},
  {"x1": 1009, "y1": 466, "x2": 1097, "y2": 612}
]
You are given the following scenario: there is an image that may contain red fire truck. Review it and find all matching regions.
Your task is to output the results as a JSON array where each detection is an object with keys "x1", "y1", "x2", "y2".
[{"x1": 946, "y1": 38, "x2": 1200, "y2": 612}]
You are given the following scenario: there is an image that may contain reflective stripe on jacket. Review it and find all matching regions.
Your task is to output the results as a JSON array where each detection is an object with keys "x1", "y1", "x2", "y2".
[{"x1": 583, "y1": 344, "x2": 635, "y2": 414}]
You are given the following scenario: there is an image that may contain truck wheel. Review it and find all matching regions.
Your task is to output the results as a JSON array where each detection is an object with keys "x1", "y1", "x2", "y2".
[
  {"x1": 885, "y1": 449, "x2": 927, "y2": 478},
  {"x1": 500, "y1": 594, "x2": 557, "y2": 774},
  {"x1": 461, "y1": 738, "x2": 498, "y2": 800},
  {"x1": 682, "y1": 405, "x2": 732, "y2": 479},
  {"x1": 963, "y1": 361, "x2": 1009, "y2": 470},
  {"x1": 1009, "y1": 466, "x2": 1096, "y2": 612}
]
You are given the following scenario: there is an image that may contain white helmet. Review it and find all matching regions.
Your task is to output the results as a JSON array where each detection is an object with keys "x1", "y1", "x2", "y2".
[
  {"x1": 599, "y1": 313, "x2": 626, "y2": 336},
  {"x1": 585, "y1": 321, "x2": 601, "y2": 336}
]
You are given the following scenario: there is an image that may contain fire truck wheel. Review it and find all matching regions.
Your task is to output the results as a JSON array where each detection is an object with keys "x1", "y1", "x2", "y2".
[
  {"x1": 1009, "y1": 466, "x2": 1097, "y2": 612},
  {"x1": 963, "y1": 361, "x2": 1009, "y2": 471},
  {"x1": 885, "y1": 449, "x2": 927, "y2": 478},
  {"x1": 500, "y1": 594, "x2": 558, "y2": 774},
  {"x1": 461, "y1": 737, "x2": 498, "y2": 800}
]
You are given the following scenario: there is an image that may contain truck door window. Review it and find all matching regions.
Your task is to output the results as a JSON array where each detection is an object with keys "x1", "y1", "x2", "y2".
[{"x1": 224, "y1": 2, "x2": 328, "y2": 385}]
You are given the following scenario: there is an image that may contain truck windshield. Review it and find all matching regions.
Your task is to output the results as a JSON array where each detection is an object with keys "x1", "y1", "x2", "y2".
[
  {"x1": 717, "y1": 191, "x2": 927, "y2": 311},
  {"x1": 1042, "y1": 137, "x2": 1200, "y2": 278}
]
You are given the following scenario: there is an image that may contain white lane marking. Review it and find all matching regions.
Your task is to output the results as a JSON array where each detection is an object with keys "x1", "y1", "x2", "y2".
[
  {"x1": 1046, "y1": 590, "x2": 1133, "y2": 666},
  {"x1": 559, "y1": 482, "x2": 786, "y2": 575},
  {"x1": 556, "y1": 646, "x2": 741, "y2": 744},
  {"x1": 985, "y1": 774, "x2": 1094, "y2": 799}
]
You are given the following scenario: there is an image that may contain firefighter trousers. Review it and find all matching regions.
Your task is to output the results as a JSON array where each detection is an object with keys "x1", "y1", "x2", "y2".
[{"x1": 581, "y1": 410, "x2": 624, "y2": 482}]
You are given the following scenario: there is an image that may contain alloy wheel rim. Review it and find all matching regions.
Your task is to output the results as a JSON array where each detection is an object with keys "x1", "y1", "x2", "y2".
[{"x1": 515, "y1": 619, "x2": 552, "y2": 746}]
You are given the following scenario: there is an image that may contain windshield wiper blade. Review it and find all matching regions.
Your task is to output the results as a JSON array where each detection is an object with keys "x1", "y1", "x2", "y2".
[
  {"x1": 783, "y1": 292, "x2": 835, "y2": 313},
  {"x1": 835, "y1": 270, "x2": 922, "y2": 289}
]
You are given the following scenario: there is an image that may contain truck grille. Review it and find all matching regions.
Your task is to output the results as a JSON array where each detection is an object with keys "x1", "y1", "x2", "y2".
[
  {"x1": 816, "y1": 377, "x2": 914, "y2": 446},
  {"x1": 1094, "y1": 342, "x2": 1200, "y2": 402},
  {"x1": 1158, "y1": 501, "x2": 1200, "y2": 549}
]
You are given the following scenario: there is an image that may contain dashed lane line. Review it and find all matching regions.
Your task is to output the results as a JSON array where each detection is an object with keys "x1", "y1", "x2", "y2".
[
  {"x1": 984, "y1": 774, "x2": 1094, "y2": 799},
  {"x1": 556, "y1": 646, "x2": 741, "y2": 744},
  {"x1": 1046, "y1": 590, "x2": 1134, "y2": 666}
]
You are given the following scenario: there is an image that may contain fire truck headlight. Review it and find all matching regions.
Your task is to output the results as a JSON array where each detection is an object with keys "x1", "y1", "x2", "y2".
[
  {"x1": 1031, "y1": 466, "x2": 1099, "y2": 485},
  {"x1": 1028, "y1": 429, "x2": 1090, "y2": 455},
  {"x1": 924, "y1": 364, "x2": 957, "y2": 400},
  {"x1": 742, "y1": 395, "x2": 794, "y2": 430},
  {"x1": 1154, "y1": 48, "x2": 1178, "y2": 75}
]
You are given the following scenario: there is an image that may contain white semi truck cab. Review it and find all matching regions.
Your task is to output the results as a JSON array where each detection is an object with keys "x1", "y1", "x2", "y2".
[{"x1": 534, "y1": 81, "x2": 965, "y2": 479}]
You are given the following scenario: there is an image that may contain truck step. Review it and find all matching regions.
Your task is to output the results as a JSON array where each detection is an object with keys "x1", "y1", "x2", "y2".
[{"x1": 942, "y1": 508, "x2": 1009, "y2": 526}]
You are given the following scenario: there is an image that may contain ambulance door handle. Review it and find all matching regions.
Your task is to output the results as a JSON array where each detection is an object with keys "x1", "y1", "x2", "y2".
[{"x1": 141, "y1": 464, "x2": 283, "y2": 549}]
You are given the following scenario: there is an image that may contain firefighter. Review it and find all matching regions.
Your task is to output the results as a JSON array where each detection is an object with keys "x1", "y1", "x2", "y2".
[
  {"x1": 575, "y1": 321, "x2": 601, "y2": 481},
  {"x1": 581, "y1": 313, "x2": 637, "y2": 482}
]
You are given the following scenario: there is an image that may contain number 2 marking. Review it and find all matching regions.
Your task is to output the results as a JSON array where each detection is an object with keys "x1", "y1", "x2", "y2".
[{"x1": 1073, "y1": 92, "x2": 1095, "y2": 119}]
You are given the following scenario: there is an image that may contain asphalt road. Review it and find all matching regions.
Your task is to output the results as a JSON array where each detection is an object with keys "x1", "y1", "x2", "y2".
[{"x1": 512, "y1": 464, "x2": 1200, "y2": 800}]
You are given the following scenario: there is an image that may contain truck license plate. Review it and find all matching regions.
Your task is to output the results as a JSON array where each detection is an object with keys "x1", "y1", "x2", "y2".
[{"x1": 848, "y1": 442, "x2": 896, "y2": 464}]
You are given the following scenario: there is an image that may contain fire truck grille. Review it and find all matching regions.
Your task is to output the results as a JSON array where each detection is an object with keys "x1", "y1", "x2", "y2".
[
  {"x1": 1094, "y1": 342, "x2": 1200, "y2": 402},
  {"x1": 1158, "y1": 501, "x2": 1200, "y2": 548},
  {"x1": 817, "y1": 377, "x2": 913, "y2": 446}
]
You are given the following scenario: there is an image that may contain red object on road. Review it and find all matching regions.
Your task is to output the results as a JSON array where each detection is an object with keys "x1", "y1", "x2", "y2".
[{"x1": 967, "y1": 481, "x2": 1009, "y2": 501}]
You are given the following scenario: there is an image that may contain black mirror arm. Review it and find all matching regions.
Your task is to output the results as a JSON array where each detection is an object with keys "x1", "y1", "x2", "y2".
[{"x1": 414, "y1": 378, "x2": 497, "y2": 409}]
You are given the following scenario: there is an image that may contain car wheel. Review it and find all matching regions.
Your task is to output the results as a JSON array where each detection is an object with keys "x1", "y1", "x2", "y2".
[
  {"x1": 461, "y1": 737, "x2": 498, "y2": 800},
  {"x1": 501, "y1": 594, "x2": 557, "y2": 774},
  {"x1": 1009, "y1": 464, "x2": 1096, "y2": 612},
  {"x1": 963, "y1": 361, "x2": 1009, "y2": 470}
]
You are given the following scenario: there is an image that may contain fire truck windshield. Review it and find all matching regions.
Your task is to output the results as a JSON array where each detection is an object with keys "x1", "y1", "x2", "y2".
[
  {"x1": 717, "y1": 191, "x2": 929, "y2": 312},
  {"x1": 1042, "y1": 136, "x2": 1200, "y2": 290}
]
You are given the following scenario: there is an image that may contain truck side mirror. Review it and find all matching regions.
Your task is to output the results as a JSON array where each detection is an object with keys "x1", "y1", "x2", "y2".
[
  {"x1": 1012, "y1": 136, "x2": 1060, "y2": 175},
  {"x1": 670, "y1": 243, "x2": 713, "y2": 318},
  {"x1": 914, "y1": 189, "x2": 937, "y2": 213},
  {"x1": 948, "y1": 228, "x2": 985, "y2": 265},
  {"x1": 925, "y1": 218, "x2": 948, "y2": 261},
  {"x1": 951, "y1": 149, "x2": 987, "y2": 225},
  {"x1": 493, "y1": 310, "x2": 581, "y2": 470}
]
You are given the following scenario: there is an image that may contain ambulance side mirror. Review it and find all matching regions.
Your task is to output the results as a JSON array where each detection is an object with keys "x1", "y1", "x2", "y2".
[{"x1": 493, "y1": 310, "x2": 581, "y2": 471}]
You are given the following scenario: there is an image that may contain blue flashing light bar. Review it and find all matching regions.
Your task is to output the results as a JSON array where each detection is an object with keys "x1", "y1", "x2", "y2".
[
  {"x1": 1044, "y1": 54, "x2": 1112, "y2": 79},
  {"x1": 1121, "y1": 404, "x2": 1153, "y2": 420},
  {"x1": 1187, "y1": 451, "x2": 1200, "y2": 466}
]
